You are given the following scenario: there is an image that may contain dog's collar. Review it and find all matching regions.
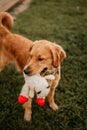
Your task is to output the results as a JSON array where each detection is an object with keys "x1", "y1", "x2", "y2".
[
  {"x1": 50, "y1": 68, "x2": 59, "y2": 75},
  {"x1": 41, "y1": 67, "x2": 60, "y2": 76},
  {"x1": 44, "y1": 67, "x2": 59, "y2": 76}
]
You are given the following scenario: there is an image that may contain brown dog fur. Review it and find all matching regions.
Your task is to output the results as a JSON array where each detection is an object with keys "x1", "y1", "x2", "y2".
[
  {"x1": 0, "y1": 12, "x2": 66, "y2": 121},
  {"x1": 23, "y1": 40, "x2": 66, "y2": 121},
  {"x1": 0, "y1": 12, "x2": 33, "y2": 72}
]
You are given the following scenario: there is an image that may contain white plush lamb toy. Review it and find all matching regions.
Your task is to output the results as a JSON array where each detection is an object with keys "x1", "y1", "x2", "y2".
[{"x1": 18, "y1": 73, "x2": 55, "y2": 106}]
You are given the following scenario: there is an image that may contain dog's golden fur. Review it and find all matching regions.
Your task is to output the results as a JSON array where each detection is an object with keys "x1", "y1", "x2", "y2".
[
  {"x1": 0, "y1": 12, "x2": 66, "y2": 122},
  {"x1": 23, "y1": 40, "x2": 66, "y2": 121},
  {"x1": 0, "y1": 12, "x2": 33, "y2": 72}
]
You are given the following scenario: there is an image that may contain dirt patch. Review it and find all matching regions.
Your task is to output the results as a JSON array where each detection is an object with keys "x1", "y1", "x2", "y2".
[{"x1": 9, "y1": 0, "x2": 32, "y2": 19}]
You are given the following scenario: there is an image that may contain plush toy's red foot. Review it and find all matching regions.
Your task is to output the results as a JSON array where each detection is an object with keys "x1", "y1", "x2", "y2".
[
  {"x1": 36, "y1": 98, "x2": 45, "y2": 106},
  {"x1": 18, "y1": 95, "x2": 28, "y2": 104}
]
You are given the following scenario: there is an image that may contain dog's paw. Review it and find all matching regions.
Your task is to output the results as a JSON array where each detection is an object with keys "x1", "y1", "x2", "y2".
[
  {"x1": 50, "y1": 103, "x2": 58, "y2": 111},
  {"x1": 24, "y1": 109, "x2": 32, "y2": 122},
  {"x1": 24, "y1": 113, "x2": 31, "y2": 122}
]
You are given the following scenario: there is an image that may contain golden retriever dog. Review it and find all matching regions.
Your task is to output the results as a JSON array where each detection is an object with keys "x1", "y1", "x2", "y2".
[
  {"x1": 23, "y1": 40, "x2": 66, "y2": 121},
  {"x1": 0, "y1": 12, "x2": 33, "y2": 72}
]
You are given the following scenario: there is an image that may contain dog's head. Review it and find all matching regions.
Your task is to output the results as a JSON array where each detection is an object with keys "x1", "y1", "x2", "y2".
[{"x1": 24, "y1": 40, "x2": 66, "y2": 75}]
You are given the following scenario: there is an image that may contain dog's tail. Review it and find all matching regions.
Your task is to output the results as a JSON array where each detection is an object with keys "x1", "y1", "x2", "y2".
[{"x1": 0, "y1": 12, "x2": 13, "y2": 36}]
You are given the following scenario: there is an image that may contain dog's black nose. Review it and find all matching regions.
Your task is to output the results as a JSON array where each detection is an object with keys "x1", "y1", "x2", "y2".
[{"x1": 24, "y1": 68, "x2": 30, "y2": 75}]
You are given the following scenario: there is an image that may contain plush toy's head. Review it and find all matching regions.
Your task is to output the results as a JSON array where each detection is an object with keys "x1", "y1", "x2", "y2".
[{"x1": 35, "y1": 84, "x2": 50, "y2": 98}]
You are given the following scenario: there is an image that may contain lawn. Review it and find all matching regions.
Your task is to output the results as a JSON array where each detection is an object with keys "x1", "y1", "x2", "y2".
[{"x1": 0, "y1": 0, "x2": 87, "y2": 130}]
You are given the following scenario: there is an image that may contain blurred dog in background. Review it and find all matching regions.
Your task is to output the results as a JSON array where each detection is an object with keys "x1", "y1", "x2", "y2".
[{"x1": 0, "y1": 12, "x2": 33, "y2": 72}]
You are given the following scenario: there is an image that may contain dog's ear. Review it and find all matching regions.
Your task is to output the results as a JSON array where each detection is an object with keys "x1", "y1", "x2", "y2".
[
  {"x1": 59, "y1": 46, "x2": 66, "y2": 62},
  {"x1": 50, "y1": 47, "x2": 60, "y2": 68},
  {"x1": 50, "y1": 44, "x2": 66, "y2": 68}
]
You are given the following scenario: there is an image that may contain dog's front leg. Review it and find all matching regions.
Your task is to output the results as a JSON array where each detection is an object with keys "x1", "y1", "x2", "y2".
[
  {"x1": 47, "y1": 73, "x2": 60, "y2": 111},
  {"x1": 47, "y1": 85, "x2": 58, "y2": 111},
  {"x1": 23, "y1": 97, "x2": 32, "y2": 121}
]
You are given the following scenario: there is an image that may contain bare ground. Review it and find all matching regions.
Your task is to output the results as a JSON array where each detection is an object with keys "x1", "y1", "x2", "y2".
[{"x1": 9, "y1": 0, "x2": 32, "y2": 19}]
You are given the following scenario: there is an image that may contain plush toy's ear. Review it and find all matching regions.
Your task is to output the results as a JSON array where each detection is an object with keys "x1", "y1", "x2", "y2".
[{"x1": 50, "y1": 44, "x2": 66, "y2": 68}]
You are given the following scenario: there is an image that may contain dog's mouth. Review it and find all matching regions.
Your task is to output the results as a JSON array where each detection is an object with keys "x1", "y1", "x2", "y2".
[
  {"x1": 24, "y1": 67, "x2": 48, "y2": 76},
  {"x1": 40, "y1": 67, "x2": 48, "y2": 75}
]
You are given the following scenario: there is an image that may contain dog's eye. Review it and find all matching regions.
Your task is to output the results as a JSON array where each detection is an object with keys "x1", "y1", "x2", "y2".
[
  {"x1": 46, "y1": 86, "x2": 50, "y2": 89},
  {"x1": 38, "y1": 57, "x2": 44, "y2": 61},
  {"x1": 37, "y1": 91, "x2": 41, "y2": 94}
]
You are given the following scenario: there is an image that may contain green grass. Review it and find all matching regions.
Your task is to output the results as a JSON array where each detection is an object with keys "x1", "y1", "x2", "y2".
[{"x1": 0, "y1": 0, "x2": 87, "y2": 129}]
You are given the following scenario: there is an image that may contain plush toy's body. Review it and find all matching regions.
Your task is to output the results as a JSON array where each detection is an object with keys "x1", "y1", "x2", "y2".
[{"x1": 18, "y1": 73, "x2": 55, "y2": 106}]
